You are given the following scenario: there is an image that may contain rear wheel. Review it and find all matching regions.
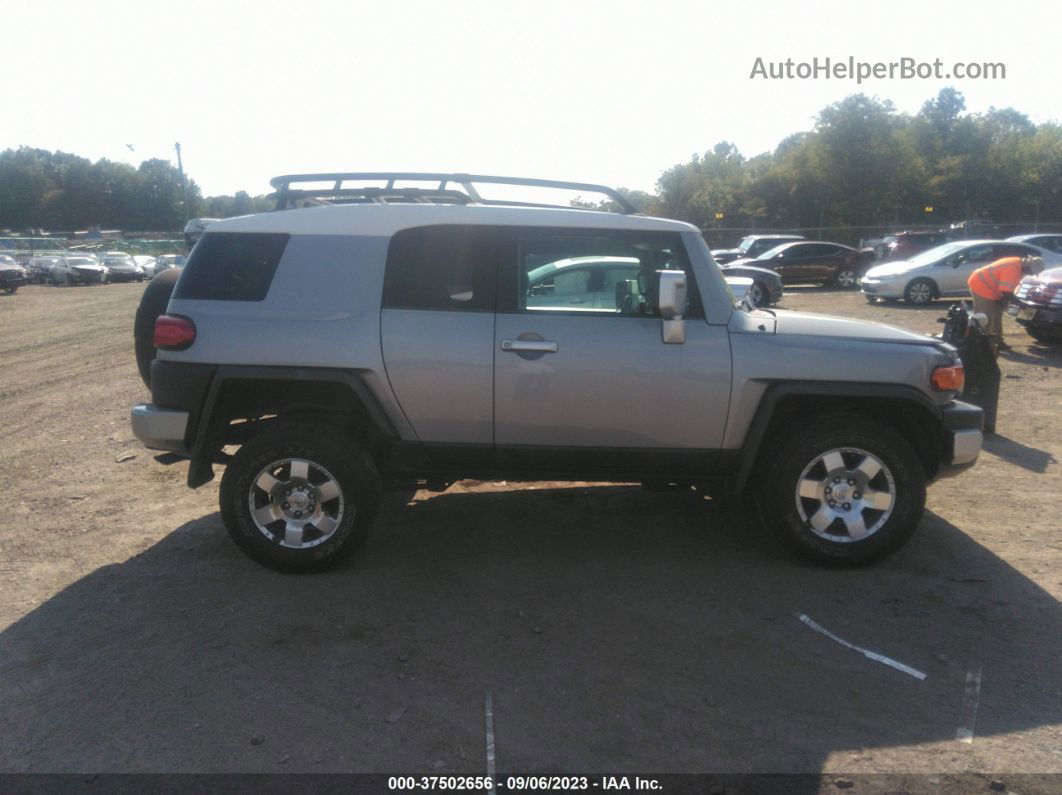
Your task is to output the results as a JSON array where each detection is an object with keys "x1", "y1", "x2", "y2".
[
  {"x1": 904, "y1": 278, "x2": 936, "y2": 305},
  {"x1": 220, "y1": 423, "x2": 382, "y2": 572},
  {"x1": 760, "y1": 414, "x2": 926, "y2": 565},
  {"x1": 833, "y1": 267, "x2": 859, "y2": 289}
]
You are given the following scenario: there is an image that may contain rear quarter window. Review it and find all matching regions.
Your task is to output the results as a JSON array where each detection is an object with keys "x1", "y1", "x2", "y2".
[{"x1": 174, "y1": 232, "x2": 290, "y2": 301}]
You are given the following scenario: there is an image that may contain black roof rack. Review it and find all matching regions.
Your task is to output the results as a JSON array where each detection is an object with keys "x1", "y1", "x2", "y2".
[{"x1": 268, "y1": 172, "x2": 638, "y2": 215}]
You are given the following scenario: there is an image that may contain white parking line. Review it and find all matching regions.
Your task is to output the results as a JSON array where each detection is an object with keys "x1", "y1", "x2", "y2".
[
  {"x1": 956, "y1": 665, "x2": 983, "y2": 744},
  {"x1": 485, "y1": 690, "x2": 496, "y2": 792},
  {"x1": 797, "y1": 613, "x2": 927, "y2": 680}
]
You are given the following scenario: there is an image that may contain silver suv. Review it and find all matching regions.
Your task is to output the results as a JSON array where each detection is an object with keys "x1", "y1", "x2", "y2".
[{"x1": 131, "y1": 173, "x2": 983, "y2": 571}]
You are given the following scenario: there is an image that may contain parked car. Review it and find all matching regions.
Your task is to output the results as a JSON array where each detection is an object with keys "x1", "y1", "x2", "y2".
[
  {"x1": 130, "y1": 171, "x2": 982, "y2": 572},
  {"x1": 100, "y1": 252, "x2": 146, "y2": 282},
  {"x1": 860, "y1": 240, "x2": 1062, "y2": 305},
  {"x1": 881, "y1": 230, "x2": 954, "y2": 262},
  {"x1": 949, "y1": 220, "x2": 1000, "y2": 239},
  {"x1": 0, "y1": 254, "x2": 27, "y2": 293},
  {"x1": 184, "y1": 218, "x2": 220, "y2": 247},
  {"x1": 717, "y1": 262, "x2": 784, "y2": 306},
  {"x1": 711, "y1": 234, "x2": 804, "y2": 265},
  {"x1": 28, "y1": 256, "x2": 64, "y2": 284},
  {"x1": 1009, "y1": 265, "x2": 1062, "y2": 344},
  {"x1": 730, "y1": 241, "x2": 873, "y2": 288},
  {"x1": 133, "y1": 255, "x2": 158, "y2": 277},
  {"x1": 52, "y1": 256, "x2": 109, "y2": 285},
  {"x1": 151, "y1": 254, "x2": 186, "y2": 276},
  {"x1": 1006, "y1": 234, "x2": 1062, "y2": 255}
]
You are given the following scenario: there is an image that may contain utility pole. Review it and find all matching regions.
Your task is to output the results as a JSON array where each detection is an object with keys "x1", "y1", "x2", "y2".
[{"x1": 174, "y1": 142, "x2": 190, "y2": 225}]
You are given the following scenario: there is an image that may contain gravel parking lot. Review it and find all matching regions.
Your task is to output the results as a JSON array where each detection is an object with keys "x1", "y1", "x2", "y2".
[{"x1": 0, "y1": 282, "x2": 1059, "y2": 786}]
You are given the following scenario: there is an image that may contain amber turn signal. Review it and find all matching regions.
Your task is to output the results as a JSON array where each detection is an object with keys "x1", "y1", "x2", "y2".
[{"x1": 931, "y1": 365, "x2": 965, "y2": 392}]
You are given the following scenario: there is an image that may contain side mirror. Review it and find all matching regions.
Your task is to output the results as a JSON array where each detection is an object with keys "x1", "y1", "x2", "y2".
[{"x1": 657, "y1": 270, "x2": 687, "y2": 344}]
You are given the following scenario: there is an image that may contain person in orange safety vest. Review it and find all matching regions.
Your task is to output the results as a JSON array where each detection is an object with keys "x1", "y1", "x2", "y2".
[{"x1": 968, "y1": 254, "x2": 1044, "y2": 353}]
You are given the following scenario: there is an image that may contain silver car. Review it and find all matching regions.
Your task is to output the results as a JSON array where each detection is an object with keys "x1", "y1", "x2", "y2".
[{"x1": 860, "y1": 240, "x2": 1062, "y2": 304}]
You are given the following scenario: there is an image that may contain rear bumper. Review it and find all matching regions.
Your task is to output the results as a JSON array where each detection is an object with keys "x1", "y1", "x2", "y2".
[{"x1": 131, "y1": 404, "x2": 190, "y2": 453}]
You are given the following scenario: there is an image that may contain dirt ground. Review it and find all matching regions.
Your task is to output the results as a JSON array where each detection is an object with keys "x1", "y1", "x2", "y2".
[{"x1": 0, "y1": 281, "x2": 1060, "y2": 788}]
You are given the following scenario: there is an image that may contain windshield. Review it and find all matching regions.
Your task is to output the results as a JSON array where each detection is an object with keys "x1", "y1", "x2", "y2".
[{"x1": 907, "y1": 242, "x2": 968, "y2": 266}]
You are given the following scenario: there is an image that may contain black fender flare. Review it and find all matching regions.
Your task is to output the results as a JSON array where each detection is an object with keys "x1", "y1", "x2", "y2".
[
  {"x1": 729, "y1": 381, "x2": 943, "y2": 496},
  {"x1": 187, "y1": 366, "x2": 399, "y2": 488}
]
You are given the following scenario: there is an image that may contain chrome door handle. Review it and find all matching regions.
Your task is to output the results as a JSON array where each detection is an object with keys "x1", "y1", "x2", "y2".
[{"x1": 501, "y1": 339, "x2": 558, "y2": 353}]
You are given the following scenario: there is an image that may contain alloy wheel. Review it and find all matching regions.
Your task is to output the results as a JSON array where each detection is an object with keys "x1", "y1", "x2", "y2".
[
  {"x1": 794, "y1": 447, "x2": 896, "y2": 542},
  {"x1": 247, "y1": 457, "x2": 346, "y2": 548}
]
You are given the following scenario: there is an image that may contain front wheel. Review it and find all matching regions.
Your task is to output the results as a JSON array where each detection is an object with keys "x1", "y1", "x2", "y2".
[
  {"x1": 220, "y1": 422, "x2": 382, "y2": 572},
  {"x1": 904, "y1": 278, "x2": 936, "y2": 305},
  {"x1": 747, "y1": 280, "x2": 768, "y2": 307},
  {"x1": 759, "y1": 414, "x2": 926, "y2": 565}
]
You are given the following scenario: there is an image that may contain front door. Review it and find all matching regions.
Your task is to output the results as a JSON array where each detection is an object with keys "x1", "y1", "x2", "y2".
[{"x1": 493, "y1": 229, "x2": 732, "y2": 477}]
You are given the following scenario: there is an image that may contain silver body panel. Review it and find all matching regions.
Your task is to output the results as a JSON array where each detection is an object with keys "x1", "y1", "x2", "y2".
[{"x1": 493, "y1": 313, "x2": 732, "y2": 450}]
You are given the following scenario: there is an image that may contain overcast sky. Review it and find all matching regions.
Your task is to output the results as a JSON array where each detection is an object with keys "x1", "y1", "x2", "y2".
[{"x1": 6, "y1": 0, "x2": 1059, "y2": 197}]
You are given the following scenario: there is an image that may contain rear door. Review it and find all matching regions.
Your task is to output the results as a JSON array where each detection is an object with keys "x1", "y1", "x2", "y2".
[
  {"x1": 379, "y1": 225, "x2": 505, "y2": 467},
  {"x1": 492, "y1": 228, "x2": 732, "y2": 476}
]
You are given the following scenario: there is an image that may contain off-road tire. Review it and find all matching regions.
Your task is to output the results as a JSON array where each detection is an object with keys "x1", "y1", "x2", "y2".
[
  {"x1": 220, "y1": 423, "x2": 382, "y2": 573},
  {"x1": 133, "y1": 267, "x2": 181, "y2": 388},
  {"x1": 759, "y1": 413, "x2": 926, "y2": 566}
]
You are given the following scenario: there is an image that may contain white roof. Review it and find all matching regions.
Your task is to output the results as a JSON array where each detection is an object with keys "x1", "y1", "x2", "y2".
[{"x1": 208, "y1": 203, "x2": 699, "y2": 237}]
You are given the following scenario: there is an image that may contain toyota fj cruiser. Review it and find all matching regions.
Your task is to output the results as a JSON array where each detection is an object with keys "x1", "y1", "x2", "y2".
[{"x1": 131, "y1": 173, "x2": 983, "y2": 571}]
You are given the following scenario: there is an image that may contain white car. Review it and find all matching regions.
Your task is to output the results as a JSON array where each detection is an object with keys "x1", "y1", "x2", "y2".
[
  {"x1": 52, "y1": 256, "x2": 109, "y2": 285},
  {"x1": 1006, "y1": 233, "x2": 1062, "y2": 255},
  {"x1": 860, "y1": 240, "x2": 1062, "y2": 305},
  {"x1": 132, "y1": 255, "x2": 158, "y2": 278}
]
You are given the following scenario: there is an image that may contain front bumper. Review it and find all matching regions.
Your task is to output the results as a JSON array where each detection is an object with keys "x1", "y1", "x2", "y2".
[
  {"x1": 131, "y1": 404, "x2": 190, "y2": 453},
  {"x1": 936, "y1": 400, "x2": 983, "y2": 478},
  {"x1": 860, "y1": 279, "x2": 903, "y2": 297},
  {"x1": 1009, "y1": 300, "x2": 1062, "y2": 329}
]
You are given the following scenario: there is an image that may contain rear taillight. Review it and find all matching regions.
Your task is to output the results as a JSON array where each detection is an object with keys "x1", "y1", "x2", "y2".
[
  {"x1": 932, "y1": 365, "x2": 965, "y2": 393},
  {"x1": 154, "y1": 314, "x2": 196, "y2": 350}
]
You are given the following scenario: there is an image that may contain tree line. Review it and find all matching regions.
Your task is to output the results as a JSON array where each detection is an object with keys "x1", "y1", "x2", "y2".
[
  {"x1": 2, "y1": 88, "x2": 1060, "y2": 234},
  {"x1": 591, "y1": 88, "x2": 1062, "y2": 234},
  {"x1": 0, "y1": 148, "x2": 270, "y2": 233}
]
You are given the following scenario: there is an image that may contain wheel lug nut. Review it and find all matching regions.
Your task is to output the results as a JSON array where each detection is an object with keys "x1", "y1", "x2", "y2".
[
  {"x1": 843, "y1": 503, "x2": 851, "y2": 510},
  {"x1": 853, "y1": 491, "x2": 861, "y2": 499},
  {"x1": 848, "y1": 479, "x2": 855, "y2": 486},
  {"x1": 828, "y1": 500, "x2": 836, "y2": 507},
  {"x1": 833, "y1": 477, "x2": 840, "y2": 483}
]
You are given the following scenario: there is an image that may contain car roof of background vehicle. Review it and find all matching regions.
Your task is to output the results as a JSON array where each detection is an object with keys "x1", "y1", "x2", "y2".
[
  {"x1": 208, "y1": 202, "x2": 700, "y2": 238},
  {"x1": 1007, "y1": 233, "x2": 1055, "y2": 242}
]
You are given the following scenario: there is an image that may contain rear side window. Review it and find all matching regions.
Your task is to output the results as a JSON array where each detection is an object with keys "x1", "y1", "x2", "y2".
[
  {"x1": 383, "y1": 226, "x2": 509, "y2": 311},
  {"x1": 174, "y1": 232, "x2": 289, "y2": 301}
]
